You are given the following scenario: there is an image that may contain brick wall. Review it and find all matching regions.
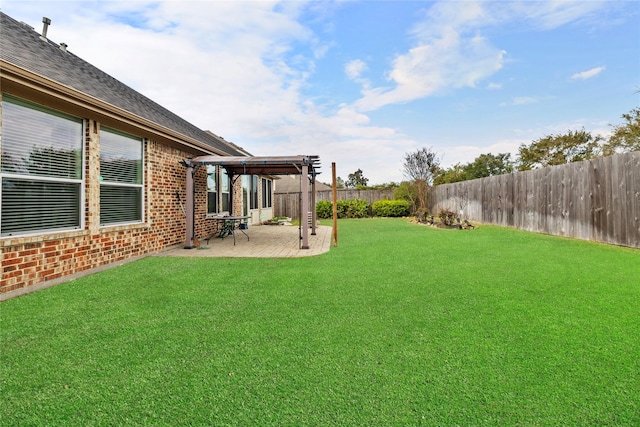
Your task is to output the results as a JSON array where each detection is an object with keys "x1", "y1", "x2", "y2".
[{"x1": 1, "y1": 124, "x2": 215, "y2": 295}]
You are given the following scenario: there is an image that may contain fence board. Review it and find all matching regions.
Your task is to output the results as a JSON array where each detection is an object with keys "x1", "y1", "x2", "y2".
[{"x1": 430, "y1": 151, "x2": 640, "y2": 249}]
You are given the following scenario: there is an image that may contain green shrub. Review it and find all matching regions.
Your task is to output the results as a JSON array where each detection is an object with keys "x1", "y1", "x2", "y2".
[
  {"x1": 316, "y1": 199, "x2": 371, "y2": 218},
  {"x1": 316, "y1": 200, "x2": 333, "y2": 219},
  {"x1": 346, "y1": 198, "x2": 370, "y2": 218},
  {"x1": 333, "y1": 199, "x2": 370, "y2": 218},
  {"x1": 336, "y1": 200, "x2": 348, "y2": 218},
  {"x1": 372, "y1": 200, "x2": 411, "y2": 217}
]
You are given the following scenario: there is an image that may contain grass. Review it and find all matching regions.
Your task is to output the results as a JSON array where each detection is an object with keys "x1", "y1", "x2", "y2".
[{"x1": 1, "y1": 218, "x2": 639, "y2": 426}]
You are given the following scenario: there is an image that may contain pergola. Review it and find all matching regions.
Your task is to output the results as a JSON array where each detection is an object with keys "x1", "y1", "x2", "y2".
[{"x1": 182, "y1": 155, "x2": 321, "y2": 250}]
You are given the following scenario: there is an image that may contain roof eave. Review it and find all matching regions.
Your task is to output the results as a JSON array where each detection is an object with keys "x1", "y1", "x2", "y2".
[{"x1": 0, "y1": 60, "x2": 226, "y2": 156}]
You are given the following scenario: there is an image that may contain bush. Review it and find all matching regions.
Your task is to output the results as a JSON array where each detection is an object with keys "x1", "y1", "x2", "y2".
[
  {"x1": 372, "y1": 200, "x2": 410, "y2": 217},
  {"x1": 316, "y1": 199, "x2": 371, "y2": 219},
  {"x1": 316, "y1": 200, "x2": 333, "y2": 219},
  {"x1": 438, "y1": 207, "x2": 459, "y2": 226},
  {"x1": 339, "y1": 198, "x2": 370, "y2": 218}
]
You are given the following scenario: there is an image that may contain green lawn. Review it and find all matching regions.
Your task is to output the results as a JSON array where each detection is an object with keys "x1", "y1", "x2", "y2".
[{"x1": 1, "y1": 219, "x2": 639, "y2": 426}]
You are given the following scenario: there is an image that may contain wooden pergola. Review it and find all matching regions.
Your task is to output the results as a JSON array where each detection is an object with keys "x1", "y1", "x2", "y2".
[{"x1": 182, "y1": 155, "x2": 321, "y2": 249}]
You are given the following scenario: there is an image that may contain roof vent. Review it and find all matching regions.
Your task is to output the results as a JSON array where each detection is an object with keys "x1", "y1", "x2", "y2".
[
  {"x1": 40, "y1": 17, "x2": 51, "y2": 41},
  {"x1": 60, "y1": 42, "x2": 68, "y2": 52}
]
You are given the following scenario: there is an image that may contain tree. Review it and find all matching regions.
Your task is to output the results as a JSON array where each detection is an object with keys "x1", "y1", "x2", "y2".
[
  {"x1": 517, "y1": 128, "x2": 602, "y2": 171},
  {"x1": 345, "y1": 169, "x2": 369, "y2": 188},
  {"x1": 602, "y1": 107, "x2": 640, "y2": 156},
  {"x1": 402, "y1": 147, "x2": 441, "y2": 210},
  {"x1": 434, "y1": 153, "x2": 514, "y2": 185},
  {"x1": 402, "y1": 147, "x2": 440, "y2": 185},
  {"x1": 464, "y1": 153, "x2": 514, "y2": 179},
  {"x1": 434, "y1": 163, "x2": 468, "y2": 185}
]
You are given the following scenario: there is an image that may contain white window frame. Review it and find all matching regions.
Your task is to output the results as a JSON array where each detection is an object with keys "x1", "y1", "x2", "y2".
[
  {"x1": 0, "y1": 95, "x2": 85, "y2": 237},
  {"x1": 250, "y1": 175, "x2": 259, "y2": 210},
  {"x1": 99, "y1": 127, "x2": 144, "y2": 227},
  {"x1": 221, "y1": 169, "x2": 230, "y2": 213},
  {"x1": 207, "y1": 165, "x2": 218, "y2": 214},
  {"x1": 261, "y1": 177, "x2": 272, "y2": 209}
]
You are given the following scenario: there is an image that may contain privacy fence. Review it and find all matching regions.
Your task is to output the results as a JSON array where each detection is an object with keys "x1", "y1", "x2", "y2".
[
  {"x1": 274, "y1": 189, "x2": 395, "y2": 220},
  {"x1": 429, "y1": 151, "x2": 640, "y2": 249}
]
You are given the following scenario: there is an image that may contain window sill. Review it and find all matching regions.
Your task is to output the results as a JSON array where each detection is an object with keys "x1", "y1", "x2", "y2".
[
  {"x1": 1, "y1": 229, "x2": 89, "y2": 247},
  {"x1": 100, "y1": 222, "x2": 149, "y2": 233}
]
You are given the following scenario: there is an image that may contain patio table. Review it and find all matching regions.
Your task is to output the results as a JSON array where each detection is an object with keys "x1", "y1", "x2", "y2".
[{"x1": 206, "y1": 215, "x2": 250, "y2": 245}]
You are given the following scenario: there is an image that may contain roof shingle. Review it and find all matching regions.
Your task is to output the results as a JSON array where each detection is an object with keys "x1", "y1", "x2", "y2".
[{"x1": 0, "y1": 12, "x2": 243, "y2": 156}]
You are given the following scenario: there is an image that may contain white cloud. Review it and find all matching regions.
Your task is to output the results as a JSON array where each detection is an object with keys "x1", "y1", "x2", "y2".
[
  {"x1": 352, "y1": 1, "x2": 506, "y2": 112},
  {"x1": 345, "y1": 59, "x2": 367, "y2": 80},
  {"x1": 500, "y1": 96, "x2": 541, "y2": 107},
  {"x1": 508, "y1": 1, "x2": 609, "y2": 30},
  {"x1": 571, "y1": 66, "x2": 606, "y2": 80}
]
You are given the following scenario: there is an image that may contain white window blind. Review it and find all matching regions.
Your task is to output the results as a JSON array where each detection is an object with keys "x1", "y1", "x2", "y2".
[
  {"x1": 207, "y1": 165, "x2": 218, "y2": 214},
  {"x1": 1, "y1": 96, "x2": 83, "y2": 236},
  {"x1": 221, "y1": 170, "x2": 230, "y2": 212},
  {"x1": 250, "y1": 175, "x2": 258, "y2": 209},
  {"x1": 262, "y1": 178, "x2": 272, "y2": 208},
  {"x1": 99, "y1": 128, "x2": 143, "y2": 225}
]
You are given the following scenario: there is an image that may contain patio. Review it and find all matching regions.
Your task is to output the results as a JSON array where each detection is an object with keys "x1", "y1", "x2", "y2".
[{"x1": 156, "y1": 224, "x2": 333, "y2": 258}]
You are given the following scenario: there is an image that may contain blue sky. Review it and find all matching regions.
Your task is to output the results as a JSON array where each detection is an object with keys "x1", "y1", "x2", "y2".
[{"x1": 2, "y1": 1, "x2": 638, "y2": 184}]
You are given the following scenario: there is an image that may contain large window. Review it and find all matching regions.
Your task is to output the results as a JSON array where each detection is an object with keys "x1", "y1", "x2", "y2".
[
  {"x1": 1, "y1": 96, "x2": 83, "y2": 237},
  {"x1": 262, "y1": 178, "x2": 272, "y2": 208},
  {"x1": 207, "y1": 165, "x2": 218, "y2": 214},
  {"x1": 221, "y1": 170, "x2": 230, "y2": 212},
  {"x1": 250, "y1": 175, "x2": 259, "y2": 209},
  {"x1": 99, "y1": 128, "x2": 143, "y2": 225}
]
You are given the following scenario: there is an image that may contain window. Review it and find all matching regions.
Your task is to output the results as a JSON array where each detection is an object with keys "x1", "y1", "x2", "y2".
[
  {"x1": 99, "y1": 128, "x2": 143, "y2": 225},
  {"x1": 241, "y1": 176, "x2": 249, "y2": 216},
  {"x1": 207, "y1": 165, "x2": 218, "y2": 214},
  {"x1": 221, "y1": 170, "x2": 230, "y2": 212},
  {"x1": 261, "y1": 178, "x2": 272, "y2": 208},
  {"x1": 250, "y1": 175, "x2": 259, "y2": 209},
  {"x1": 1, "y1": 96, "x2": 83, "y2": 237}
]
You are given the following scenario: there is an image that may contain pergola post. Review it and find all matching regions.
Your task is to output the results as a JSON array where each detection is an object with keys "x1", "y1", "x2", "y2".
[
  {"x1": 184, "y1": 164, "x2": 196, "y2": 249},
  {"x1": 301, "y1": 164, "x2": 309, "y2": 249},
  {"x1": 311, "y1": 174, "x2": 317, "y2": 236}
]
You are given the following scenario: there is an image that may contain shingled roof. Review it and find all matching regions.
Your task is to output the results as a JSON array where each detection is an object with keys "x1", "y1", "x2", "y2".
[{"x1": 0, "y1": 12, "x2": 244, "y2": 156}]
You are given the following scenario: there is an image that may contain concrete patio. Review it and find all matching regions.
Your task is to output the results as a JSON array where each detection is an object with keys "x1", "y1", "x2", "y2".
[{"x1": 155, "y1": 224, "x2": 333, "y2": 258}]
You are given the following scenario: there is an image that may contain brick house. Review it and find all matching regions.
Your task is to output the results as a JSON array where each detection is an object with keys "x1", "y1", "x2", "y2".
[{"x1": 0, "y1": 12, "x2": 277, "y2": 297}]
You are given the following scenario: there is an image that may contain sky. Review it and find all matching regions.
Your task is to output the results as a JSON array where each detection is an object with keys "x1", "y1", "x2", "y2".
[{"x1": 2, "y1": 0, "x2": 639, "y2": 184}]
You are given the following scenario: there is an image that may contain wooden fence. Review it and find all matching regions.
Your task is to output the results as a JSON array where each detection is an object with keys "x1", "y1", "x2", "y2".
[
  {"x1": 274, "y1": 188, "x2": 395, "y2": 219},
  {"x1": 429, "y1": 151, "x2": 640, "y2": 249}
]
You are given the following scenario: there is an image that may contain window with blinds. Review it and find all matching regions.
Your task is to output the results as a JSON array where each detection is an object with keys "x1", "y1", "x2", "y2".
[
  {"x1": 262, "y1": 178, "x2": 272, "y2": 208},
  {"x1": 250, "y1": 175, "x2": 259, "y2": 209},
  {"x1": 221, "y1": 169, "x2": 230, "y2": 213},
  {"x1": 99, "y1": 128, "x2": 143, "y2": 225},
  {"x1": 1, "y1": 96, "x2": 84, "y2": 237},
  {"x1": 207, "y1": 165, "x2": 218, "y2": 214}
]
